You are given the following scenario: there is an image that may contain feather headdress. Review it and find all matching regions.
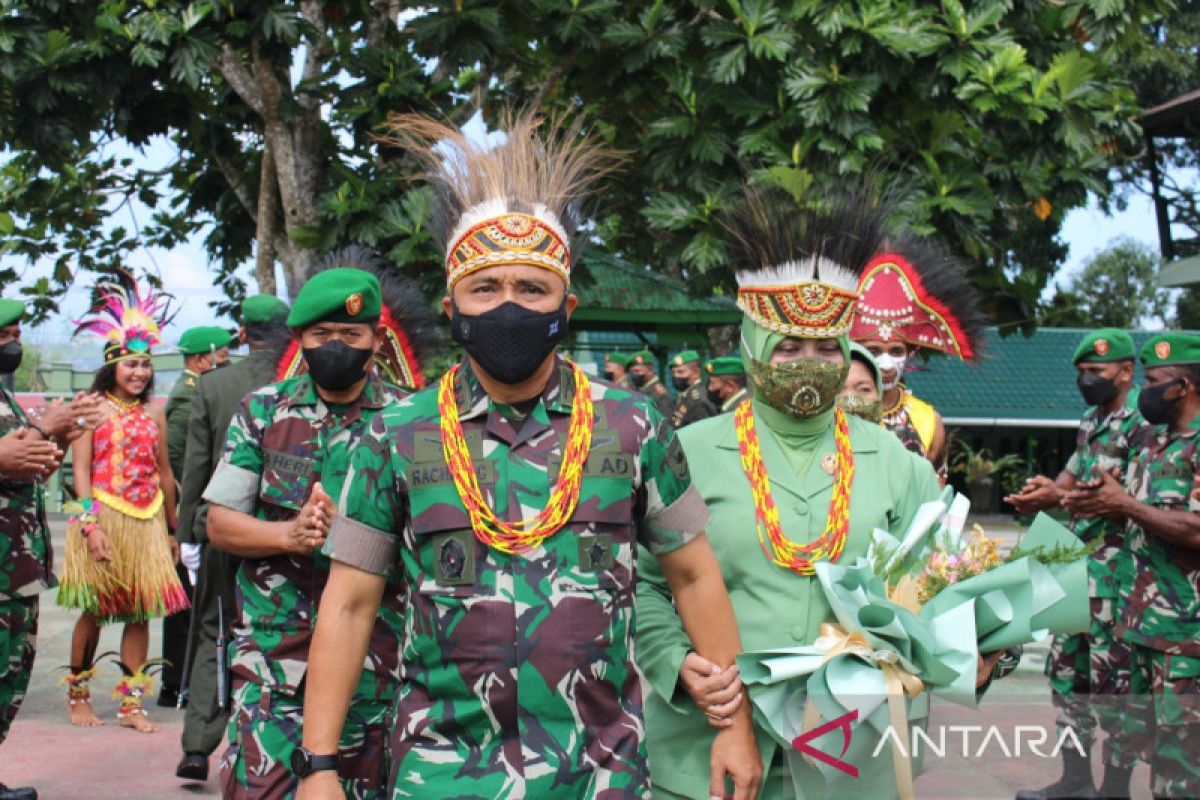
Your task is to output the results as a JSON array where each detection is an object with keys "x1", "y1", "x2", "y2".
[
  {"x1": 850, "y1": 235, "x2": 988, "y2": 361},
  {"x1": 276, "y1": 245, "x2": 442, "y2": 390},
  {"x1": 380, "y1": 108, "x2": 623, "y2": 288},
  {"x1": 724, "y1": 186, "x2": 890, "y2": 339},
  {"x1": 73, "y1": 269, "x2": 176, "y2": 362}
]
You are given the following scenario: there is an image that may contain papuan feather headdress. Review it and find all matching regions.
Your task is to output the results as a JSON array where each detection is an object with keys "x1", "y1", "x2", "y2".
[
  {"x1": 379, "y1": 108, "x2": 623, "y2": 288},
  {"x1": 72, "y1": 269, "x2": 176, "y2": 362},
  {"x1": 850, "y1": 234, "x2": 988, "y2": 361},
  {"x1": 276, "y1": 245, "x2": 441, "y2": 390},
  {"x1": 724, "y1": 186, "x2": 890, "y2": 339}
]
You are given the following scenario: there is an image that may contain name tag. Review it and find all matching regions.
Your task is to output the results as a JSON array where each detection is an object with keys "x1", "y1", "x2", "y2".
[
  {"x1": 263, "y1": 449, "x2": 313, "y2": 477},
  {"x1": 408, "y1": 460, "x2": 497, "y2": 488},
  {"x1": 548, "y1": 452, "x2": 634, "y2": 482}
]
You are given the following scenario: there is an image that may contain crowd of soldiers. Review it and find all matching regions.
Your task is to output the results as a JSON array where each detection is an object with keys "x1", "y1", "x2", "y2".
[{"x1": 0, "y1": 107, "x2": 1196, "y2": 800}]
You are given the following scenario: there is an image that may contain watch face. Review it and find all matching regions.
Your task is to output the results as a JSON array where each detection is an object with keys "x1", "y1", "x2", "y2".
[{"x1": 289, "y1": 747, "x2": 309, "y2": 776}]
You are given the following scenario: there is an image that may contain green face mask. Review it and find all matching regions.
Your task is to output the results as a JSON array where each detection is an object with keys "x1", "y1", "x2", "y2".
[
  {"x1": 747, "y1": 357, "x2": 849, "y2": 418},
  {"x1": 838, "y1": 394, "x2": 883, "y2": 424}
]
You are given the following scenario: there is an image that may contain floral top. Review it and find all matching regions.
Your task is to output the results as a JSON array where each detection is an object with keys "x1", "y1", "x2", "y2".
[{"x1": 92, "y1": 402, "x2": 162, "y2": 519}]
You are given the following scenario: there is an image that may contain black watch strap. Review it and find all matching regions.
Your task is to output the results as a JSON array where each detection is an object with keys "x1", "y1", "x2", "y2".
[{"x1": 291, "y1": 746, "x2": 338, "y2": 777}]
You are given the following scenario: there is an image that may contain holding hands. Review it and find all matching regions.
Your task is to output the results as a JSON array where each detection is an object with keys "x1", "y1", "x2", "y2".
[
  {"x1": 287, "y1": 482, "x2": 335, "y2": 555},
  {"x1": 0, "y1": 427, "x2": 63, "y2": 478}
]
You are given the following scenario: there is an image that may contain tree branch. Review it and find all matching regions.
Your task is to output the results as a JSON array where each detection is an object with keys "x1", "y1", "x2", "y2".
[
  {"x1": 213, "y1": 44, "x2": 266, "y2": 117},
  {"x1": 367, "y1": 0, "x2": 402, "y2": 50},
  {"x1": 211, "y1": 148, "x2": 257, "y2": 218}
]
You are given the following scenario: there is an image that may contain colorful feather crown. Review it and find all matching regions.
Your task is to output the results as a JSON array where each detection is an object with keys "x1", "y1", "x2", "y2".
[{"x1": 72, "y1": 269, "x2": 176, "y2": 362}]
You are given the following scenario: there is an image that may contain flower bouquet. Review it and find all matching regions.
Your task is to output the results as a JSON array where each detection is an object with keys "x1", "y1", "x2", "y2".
[{"x1": 736, "y1": 486, "x2": 1093, "y2": 799}]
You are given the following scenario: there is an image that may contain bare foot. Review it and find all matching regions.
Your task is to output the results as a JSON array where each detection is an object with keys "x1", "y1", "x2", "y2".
[
  {"x1": 67, "y1": 697, "x2": 104, "y2": 727},
  {"x1": 118, "y1": 708, "x2": 161, "y2": 733}
]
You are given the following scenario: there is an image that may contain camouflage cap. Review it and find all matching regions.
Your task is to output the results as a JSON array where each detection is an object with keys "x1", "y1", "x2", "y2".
[
  {"x1": 671, "y1": 349, "x2": 701, "y2": 367},
  {"x1": 705, "y1": 356, "x2": 745, "y2": 376},
  {"x1": 241, "y1": 294, "x2": 290, "y2": 325},
  {"x1": 605, "y1": 352, "x2": 631, "y2": 368},
  {"x1": 178, "y1": 325, "x2": 234, "y2": 355},
  {"x1": 1140, "y1": 333, "x2": 1200, "y2": 368},
  {"x1": 629, "y1": 349, "x2": 656, "y2": 367},
  {"x1": 287, "y1": 268, "x2": 381, "y2": 328},
  {"x1": 0, "y1": 298, "x2": 25, "y2": 328},
  {"x1": 1073, "y1": 328, "x2": 1135, "y2": 364}
]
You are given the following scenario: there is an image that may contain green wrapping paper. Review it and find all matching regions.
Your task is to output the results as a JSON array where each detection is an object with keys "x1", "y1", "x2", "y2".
[{"x1": 737, "y1": 502, "x2": 1091, "y2": 799}]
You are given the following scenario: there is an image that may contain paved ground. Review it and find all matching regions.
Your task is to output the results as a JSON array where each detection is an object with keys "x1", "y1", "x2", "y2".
[{"x1": 0, "y1": 515, "x2": 1155, "y2": 799}]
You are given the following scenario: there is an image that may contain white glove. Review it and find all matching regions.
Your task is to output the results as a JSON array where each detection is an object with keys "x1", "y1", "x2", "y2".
[{"x1": 180, "y1": 542, "x2": 202, "y2": 572}]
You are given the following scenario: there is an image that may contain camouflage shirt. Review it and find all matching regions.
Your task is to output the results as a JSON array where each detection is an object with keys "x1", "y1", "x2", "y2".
[
  {"x1": 1116, "y1": 413, "x2": 1200, "y2": 658},
  {"x1": 324, "y1": 357, "x2": 709, "y2": 798},
  {"x1": 1064, "y1": 389, "x2": 1150, "y2": 598},
  {"x1": 203, "y1": 373, "x2": 407, "y2": 699},
  {"x1": 0, "y1": 388, "x2": 54, "y2": 599}
]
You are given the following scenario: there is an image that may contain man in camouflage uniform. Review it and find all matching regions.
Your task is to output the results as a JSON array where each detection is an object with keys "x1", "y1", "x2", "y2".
[
  {"x1": 704, "y1": 356, "x2": 751, "y2": 415},
  {"x1": 296, "y1": 111, "x2": 758, "y2": 800},
  {"x1": 175, "y1": 297, "x2": 290, "y2": 782},
  {"x1": 0, "y1": 298, "x2": 104, "y2": 800},
  {"x1": 603, "y1": 352, "x2": 632, "y2": 389},
  {"x1": 1065, "y1": 332, "x2": 1200, "y2": 799},
  {"x1": 670, "y1": 349, "x2": 717, "y2": 428},
  {"x1": 205, "y1": 270, "x2": 406, "y2": 800},
  {"x1": 1009, "y1": 328, "x2": 1148, "y2": 799},
  {"x1": 628, "y1": 349, "x2": 675, "y2": 419}
]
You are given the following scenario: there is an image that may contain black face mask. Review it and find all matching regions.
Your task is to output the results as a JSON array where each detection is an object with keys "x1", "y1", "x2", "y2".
[
  {"x1": 672, "y1": 375, "x2": 690, "y2": 392},
  {"x1": 0, "y1": 341, "x2": 22, "y2": 375},
  {"x1": 451, "y1": 300, "x2": 568, "y2": 386},
  {"x1": 303, "y1": 340, "x2": 373, "y2": 392},
  {"x1": 603, "y1": 370, "x2": 617, "y2": 381},
  {"x1": 1138, "y1": 378, "x2": 1184, "y2": 426},
  {"x1": 707, "y1": 387, "x2": 724, "y2": 406},
  {"x1": 1077, "y1": 371, "x2": 1118, "y2": 406},
  {"x1": 630, "y1": 371, "x2": 649, "y2": 388}
]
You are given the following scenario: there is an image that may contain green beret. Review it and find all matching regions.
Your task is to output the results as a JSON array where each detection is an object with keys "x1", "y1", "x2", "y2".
[
  {"x1": 1140, "y1": 333, "x2": 1200, "y2": 368},
  {"x1": 178, "y1": 326, "x2": 233, "y2": 356},
  {"x1": 1073, "y1": 328, "x2": 1135, "y2": 364},
  {"x1": 0, "y1": 298, "x2": 25, "y2": 328},
  {"x1": 671, "y1": 349, "x2": 702, "y2": 367},
  {"x1": 287, "y1": 268, "x2": 382, "y2": 329},
  {"x1": 629, "y1": 350, "x2": 656, "y2": 367},
  {"x1": 605, "y1": 352, "x2": 631, "y2": 368},
  {"x1": 705, "y1": 356, "x2": 745, "y2": 377},
  {"x1": 241, "y1": 294, "x2": 290, "y2": 325}
]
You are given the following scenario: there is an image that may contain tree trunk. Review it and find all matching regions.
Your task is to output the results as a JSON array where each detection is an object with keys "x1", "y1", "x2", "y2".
[{"x1": 254, "y1": 139, "x2": 279, "y2": 296}]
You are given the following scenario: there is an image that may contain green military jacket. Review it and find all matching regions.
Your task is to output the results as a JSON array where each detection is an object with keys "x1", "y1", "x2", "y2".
[
  {"x1": 165, "y1": 369, "x2": 199, "y2": 483},
  {"x1": 636, "y1": 404, "x2": 940, "y2": 799},
  {"x1": 1117, "y1": 413, "x2": 1200, "y2": 658},
  {"x1": 1064, "y1": 389, "x2": 1150, "y2": 599},
  {"x1": 672, "y1": 380, "x2": 717, "y2": 428},
  {"x1": 324, "y1": 357, "x2": 709, "y2": 798},
  {"x1": 0, "y1": 387, "x2": 55, "y2": 599},
  {"x1": 639, "y1": 375, "x2": 676, "y2": 421},
  {"x1": 204, "y1": 372, "x2": 406, "y2": 700}
]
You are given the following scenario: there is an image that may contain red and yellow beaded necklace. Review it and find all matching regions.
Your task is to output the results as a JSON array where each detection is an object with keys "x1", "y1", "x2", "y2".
[
  {"x1": 733, "y1": 402, "x2": 854, "y2": 575},
  {"x1": 438, "y1": 361, "x2": 595, "y2": 554}
]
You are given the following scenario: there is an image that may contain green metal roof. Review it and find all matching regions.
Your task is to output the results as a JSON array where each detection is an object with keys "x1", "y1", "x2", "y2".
[
  {"x1": 905, "y1": 327, "x2": 1160, "y2": 426},
  {"x1": 572, "y1": 252, "x2": 741, "y2": 325}
]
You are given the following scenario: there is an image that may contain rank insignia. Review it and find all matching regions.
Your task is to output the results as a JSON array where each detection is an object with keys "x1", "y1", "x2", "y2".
[
  {"x1": 346, "y1": 292, "x2": 364, "y2": 316},
  {"x1": 1156, "y1": 341, "x2": 1171, "y2": 359},
  {"x1": 1094, "y1": 339, "x2": 1109, "y2": 356}
]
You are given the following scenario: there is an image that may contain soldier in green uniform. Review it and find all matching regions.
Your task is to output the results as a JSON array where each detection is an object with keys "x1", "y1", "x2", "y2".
[
  {"x1": 604, "y1": 352, "x2": 632, "y2": 389},
  {"x1": 0, "y1": 298, "x2": 104, "y2": 800},
  {"x1": 1008, "y1": 328, "x2": 1149, "y2": 800},
  {"x1": 175, "y1": 296, "x2": 291, "y2": 782},
  {"x1": 296, "y1": 109, "x2": 759, "y2": 800},
  {"x1": 205, "y1": 269, "x2": 410, "y2": 800},
  {"x1": 1064, "y1": 332, "x2": 1200, "y2": 799},
  {"x1": 671, "y1": 349, "x2": 717, "y2": 428},
  {"x1": 705, "y1": 356, "x2": 750, "y2": 414},
  {"x1": 161, "y1": 325, "x2": 232, "y2": 708},
  {"x1": 628, "y1": 349, "x2": 675, "y2": 419}
]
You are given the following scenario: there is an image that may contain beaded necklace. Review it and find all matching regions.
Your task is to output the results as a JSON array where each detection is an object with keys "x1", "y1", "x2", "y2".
[
  {"x1": 104, "y1": 392, "x2": 141, "y2": 412},
  {"x1": 733, "y1": 402, "x2": 854, "y2": 575},
  {"x1": 437, "y1": 361, "x2": 594, "y2": 554}
]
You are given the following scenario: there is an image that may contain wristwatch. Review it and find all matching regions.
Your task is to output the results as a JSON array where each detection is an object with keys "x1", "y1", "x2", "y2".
[{"x1": 289, "y1": 746, "x2": 338, "y2": 778}]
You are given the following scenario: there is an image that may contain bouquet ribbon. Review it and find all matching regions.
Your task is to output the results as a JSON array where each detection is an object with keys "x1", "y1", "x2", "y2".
[{"x1": 801, "y1": 622, "x2": 924, "y2": 800}]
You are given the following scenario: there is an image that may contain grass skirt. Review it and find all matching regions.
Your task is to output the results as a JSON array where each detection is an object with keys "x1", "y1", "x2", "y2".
[{"x1": 57, "y1": 503, "x2": 190, "y2": 624}]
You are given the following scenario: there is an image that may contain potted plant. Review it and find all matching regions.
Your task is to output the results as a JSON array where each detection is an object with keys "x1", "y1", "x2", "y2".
[{"x1": 950, "y1": 440, "x2": 1024, "y2": 513}]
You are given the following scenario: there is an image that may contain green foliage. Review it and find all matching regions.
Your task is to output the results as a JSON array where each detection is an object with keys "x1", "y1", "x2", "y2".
[
  {"x1": 1046, "y1": 237, "x2": 1169, "y2": 327},
  {"x1": 951, "y1": 440, "x2": 1024, "y2": 486}
]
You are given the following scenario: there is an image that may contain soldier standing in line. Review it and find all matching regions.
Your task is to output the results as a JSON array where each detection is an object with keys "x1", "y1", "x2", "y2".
[
  {"x1": 161, "y1": 326, "x2": 231, "y2": 708},
  {"x1": 604, "y1": 352, "x2": 632, "y2": 389},
  {"x1": 0, "y1": 298, "x2": 104, "y2": 800},
  {"x1": 1064, "y1": 332, "x2": 1200, "y2": 799},
  {"x1": 174, "y1": 296, "x2": 291, "y2": 782},
  {"x1": 296, "y1": 109, "x2": 759, "y2": 800},
  {"x1": 628, "y1": 349, "x2": 675, "y2": 419},
  {"x1": 670, "y1": 349, "x2": 717, "y2": 428},
  {"x1": 1008, "y1": 328, "x2": 1148, "y2": 799},
  {"x1": 704, "y1": 356, "x2": 750, "y2": 414},
  {"x1": 205, "y1": 265, "x2": 422, "y2": 799}
]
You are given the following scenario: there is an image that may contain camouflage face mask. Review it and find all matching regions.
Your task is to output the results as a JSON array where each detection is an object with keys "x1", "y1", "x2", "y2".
[
  {"x1": 747, "y1": 357, "x2": 848, "y2": 418},
  {"x1": 838, "y1": 394, "x2": 884, "y2": 424}
]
